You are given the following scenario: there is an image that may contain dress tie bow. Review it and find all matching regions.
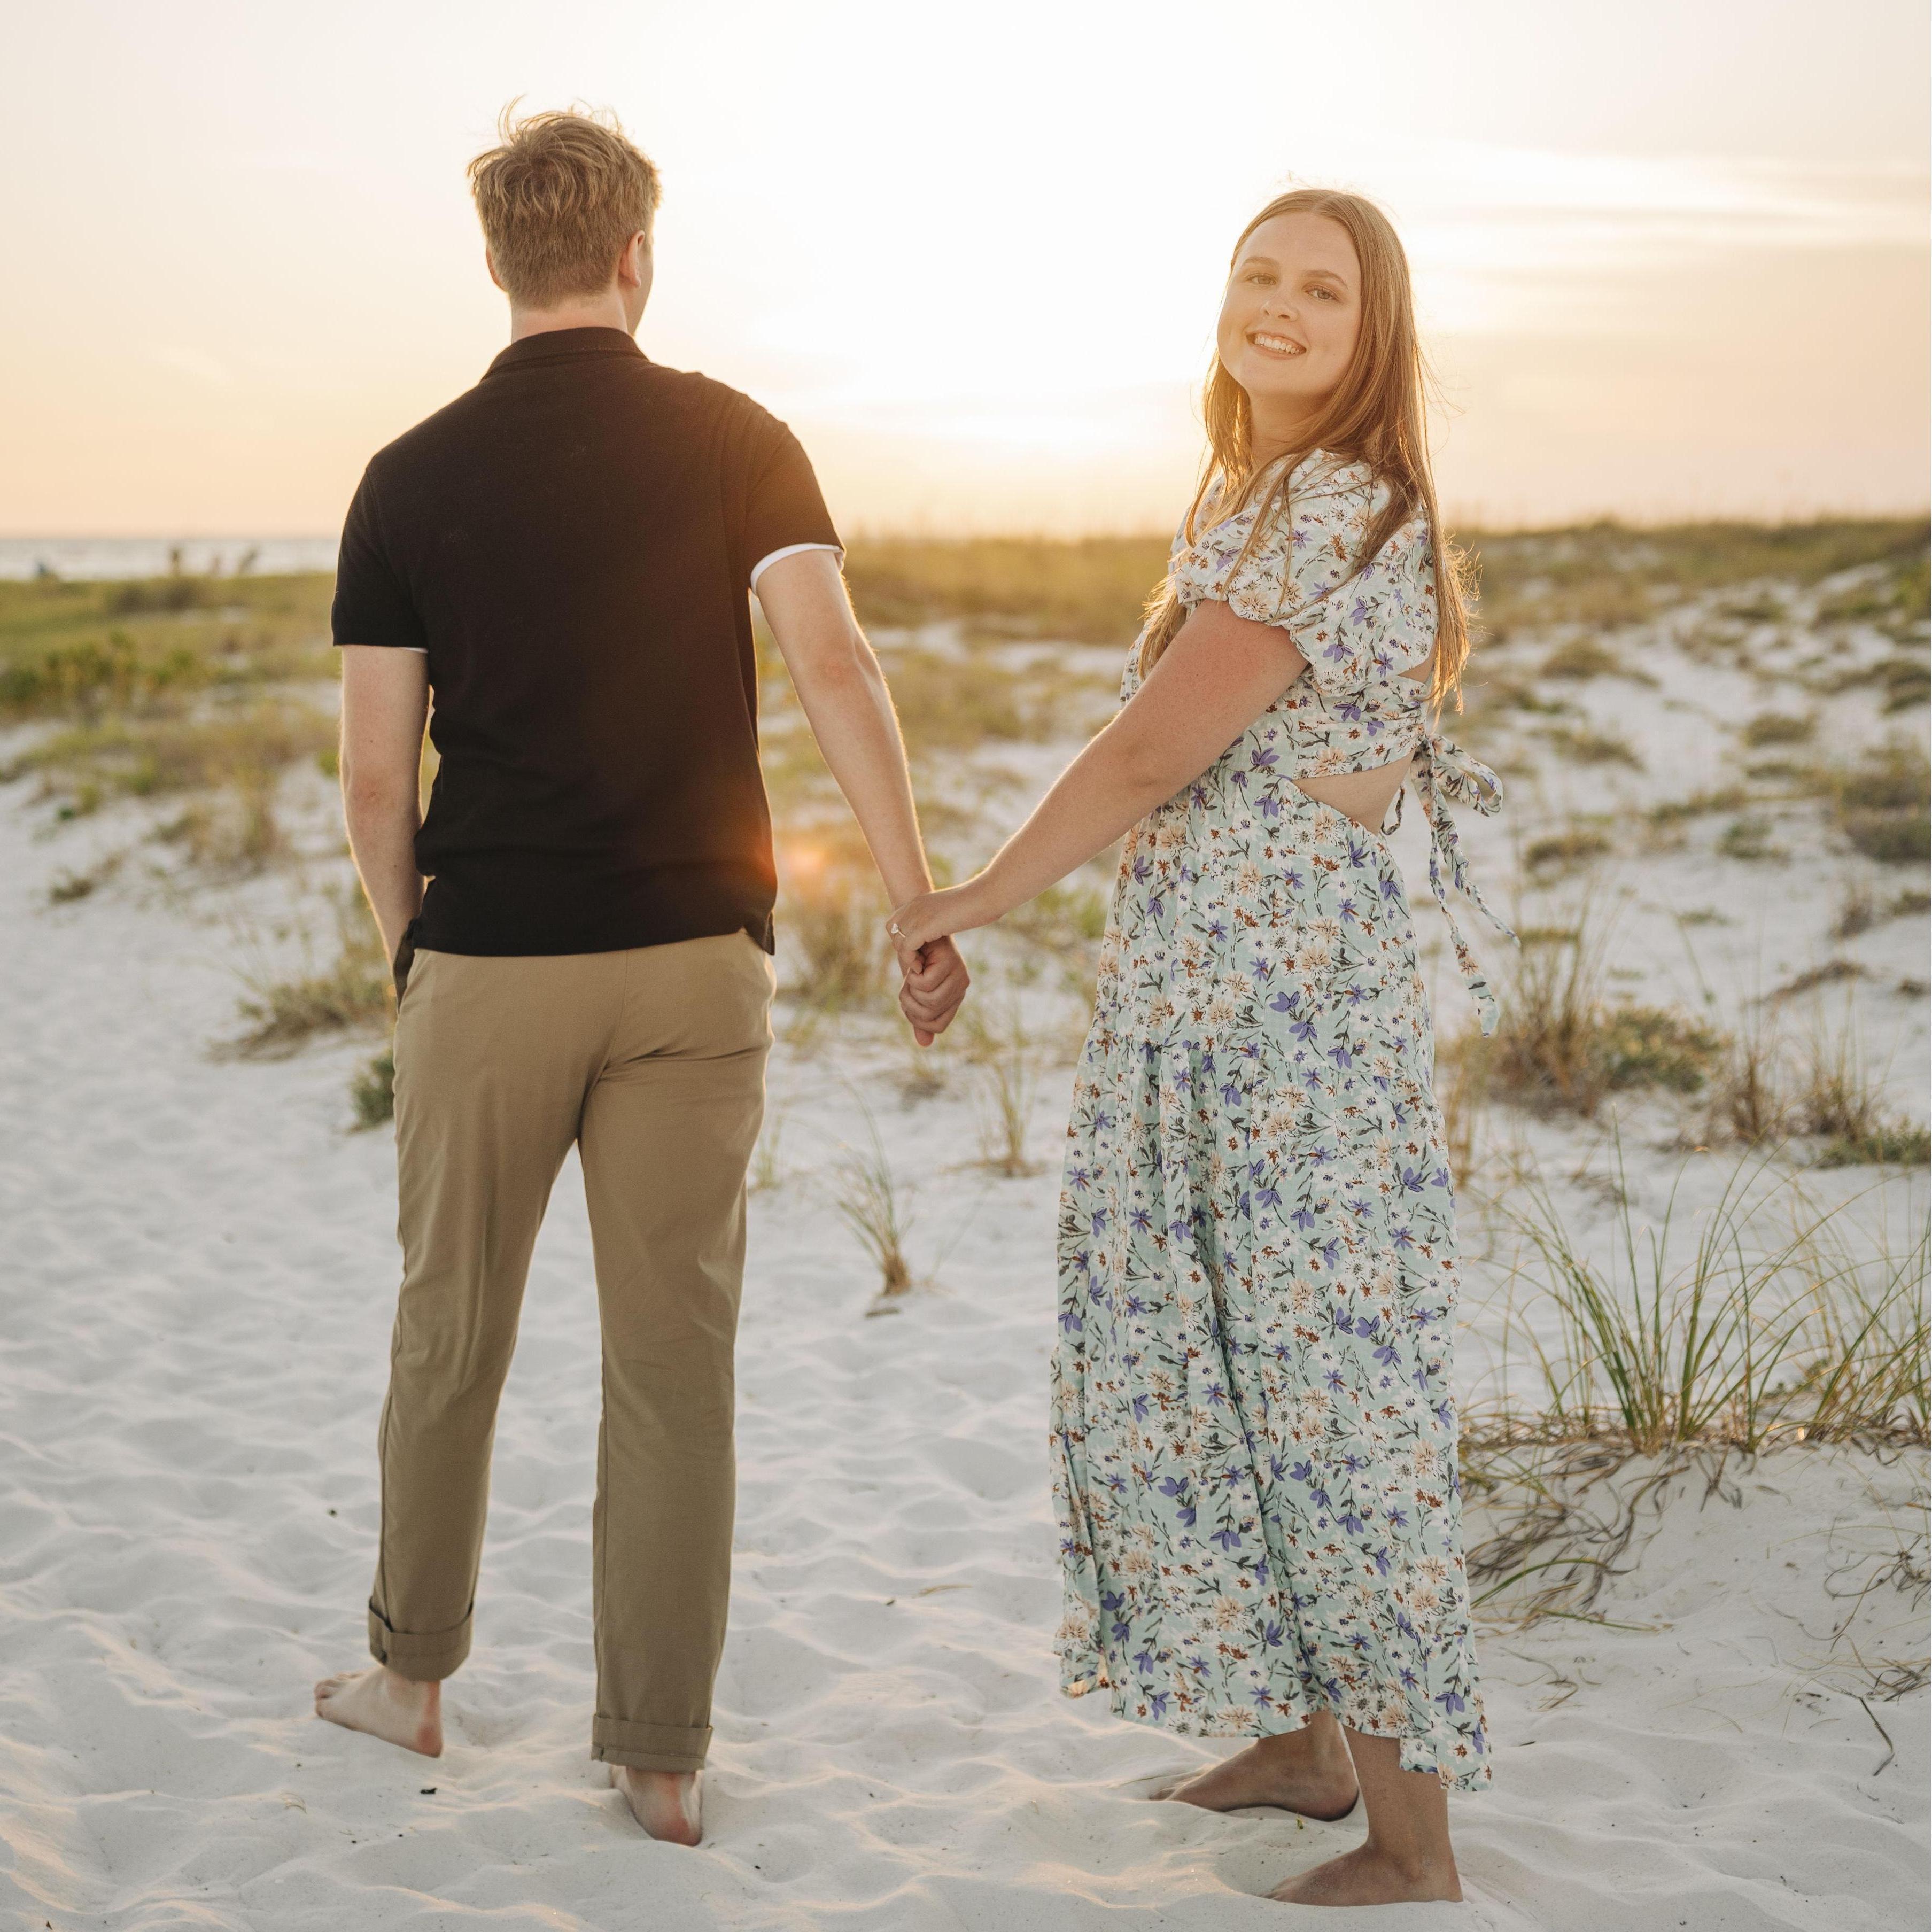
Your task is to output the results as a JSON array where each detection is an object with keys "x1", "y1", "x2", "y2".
[{"x1": 1410, "y1": 732, "x2": 1516, "y2": 1035}]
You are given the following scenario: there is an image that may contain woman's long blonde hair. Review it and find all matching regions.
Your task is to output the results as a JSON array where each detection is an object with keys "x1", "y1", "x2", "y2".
[{"x1": 1138, "y1": 189, "x2": 1472, "y2": 703}]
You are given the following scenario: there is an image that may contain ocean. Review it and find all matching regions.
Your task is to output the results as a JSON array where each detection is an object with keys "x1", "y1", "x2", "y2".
[{"x1": 0, "y1": 538, "x2": 339, "y2": 582}]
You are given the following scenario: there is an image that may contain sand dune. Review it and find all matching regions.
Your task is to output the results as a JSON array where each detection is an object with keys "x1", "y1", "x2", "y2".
[{"x1": 1, "y1": 778, "x2": 1926, "y2": 1931}]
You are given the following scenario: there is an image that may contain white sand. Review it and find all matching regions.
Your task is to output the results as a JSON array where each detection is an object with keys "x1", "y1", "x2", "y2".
[{"x1": 2, "y1": 561, "x2": 1928, "y2": 1927}]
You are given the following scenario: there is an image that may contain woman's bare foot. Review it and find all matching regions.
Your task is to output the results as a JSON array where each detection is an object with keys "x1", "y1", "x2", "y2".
[
  {"x1": 611, "y1": 1765, "x2": 703, "y2": 1845},
  {"x1": 312, "y1": 1666, "x2": 442, "y2": 1757},
  {"x1": 1155, "y1": 1721, "x2": 1359, "y2": 1821},
  {"x1": 1269, "y1": 1842, "x2": 1462, "y2": 1906}
]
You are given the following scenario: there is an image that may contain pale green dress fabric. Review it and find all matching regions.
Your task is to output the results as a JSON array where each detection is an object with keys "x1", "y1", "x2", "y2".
[{"x1": 1051, "y1": 451, "x2": 1511, "y2": 1790}]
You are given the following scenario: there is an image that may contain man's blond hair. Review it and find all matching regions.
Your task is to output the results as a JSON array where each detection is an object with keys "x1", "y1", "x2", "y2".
[{"x1": 468, "y1": 105, "x2": 661, "y2": 309}]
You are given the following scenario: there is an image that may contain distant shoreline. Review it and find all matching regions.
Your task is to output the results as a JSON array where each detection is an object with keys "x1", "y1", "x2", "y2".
[
  {"x1": 0, "y1": 537, "x2": 342, "y2": 582},
  {"x1": 4, "y1": 511, "x2": 1927, "y2": 586}
]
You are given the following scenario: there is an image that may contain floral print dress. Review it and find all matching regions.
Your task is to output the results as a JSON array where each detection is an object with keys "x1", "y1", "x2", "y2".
[{"x1": 1051, "y1": 450, "x2": 1511, "y2": 1791}]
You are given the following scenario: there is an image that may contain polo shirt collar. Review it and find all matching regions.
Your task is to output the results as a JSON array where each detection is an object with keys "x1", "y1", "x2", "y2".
[{"x1": 485, "y1": 327, "x2": 647, "y2": 377}]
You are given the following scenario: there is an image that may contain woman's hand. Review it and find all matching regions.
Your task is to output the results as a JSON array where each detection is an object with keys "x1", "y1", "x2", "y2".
[{"x1": 888, "y1": 880, "x2": 994, "y2": 970}]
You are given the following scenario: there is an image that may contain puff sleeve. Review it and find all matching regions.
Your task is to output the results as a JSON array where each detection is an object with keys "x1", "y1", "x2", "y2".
[{"x1": 1191, "y1": 457, "x2": 1436, "y2": 697}]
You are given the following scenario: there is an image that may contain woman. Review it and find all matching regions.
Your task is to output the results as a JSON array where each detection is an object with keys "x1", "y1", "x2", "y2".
[{"x1": 888, "y1": 189, "x2": 1513, "y2": 1907}]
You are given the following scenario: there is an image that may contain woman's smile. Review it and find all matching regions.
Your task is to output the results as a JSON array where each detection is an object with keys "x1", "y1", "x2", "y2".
[{"x1": 1247, "y1": 327, "x2": 1307, "y2": 359}]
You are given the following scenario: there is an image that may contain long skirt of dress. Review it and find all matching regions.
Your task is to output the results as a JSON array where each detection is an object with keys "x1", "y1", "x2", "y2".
[{"x1": 1051, "y1": 786, "x2": 1491, "y2": 1790}]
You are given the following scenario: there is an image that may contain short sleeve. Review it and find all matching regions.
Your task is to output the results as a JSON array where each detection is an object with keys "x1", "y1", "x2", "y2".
[
  {"x1": 742, "y1": 411, "x2": 842, "y2": 580},
  {"x1": 1200, "y1": 457, "x2": 1434, "y2": 696},
  {"x1": 331, "y1": 468, "x2": 427, "y2": 652}
]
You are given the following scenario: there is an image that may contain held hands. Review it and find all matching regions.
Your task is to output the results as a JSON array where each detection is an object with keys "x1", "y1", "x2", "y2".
[{"x1": 887, "y1": 880, "x2": 990, "y2": 1046}]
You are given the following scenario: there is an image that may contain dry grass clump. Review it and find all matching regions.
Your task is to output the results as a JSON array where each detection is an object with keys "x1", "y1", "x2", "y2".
[
  {"x1": 1706, "y1": 1000, "x2": 1928, "y2": 1168},
  {"x1": 227, "y1": 897, "x2": 391, "y2": 1059},
  {"x1": 1835, "y1": 650, "x2": 1931, "y2": 715},
  {"x1": 1535, "y1": 724, "x2": 1643, "y2": 770},
  {"x1": 963, "y1": 996, "x2": 1041, "y2": 1177},
  {"x1": 1811, "y1": 744, "x2": 1930, "y2": 866},
  {"x1": 6, "y1": 699, "x2": 333, "y2": 841},
  {"x1": 1436, "y1": 1028, "x2": 1492, "y2": 1186},
  {"x1": 1717, "y1": 814, "x2": 1784, "y2": 863},
  {"x1": 1818, "y1": 548, "x2": 1930, "y2": 637},
  {"x1": 876, "y1": 642, "x2": 1116, "y2": 760},
  {"x1": 829, "y1": 1111, "x2": 916, "y2": 1298},
  {"x1": 1525, "y1": 829, "x2": 1612, "y2": 876},
  {"x1": 0, "y1": 570, "x2": 340, "y2": 886},
  {"x1": 1006, "y1": 879, "x2": 1111, "y2": 993},
  {"x1": 1537, "y1": 638, "x2": 1656, "y2": 684},
  {"x1": 1741, "y1": 711, "x2": 1814, "y2": 748},
  {"x1": 1833, "y1": 882, "x2": 1931, "y2": 939},
  {"x1": 1468, "y1": 913, "x2": 1723, "y2": 1118},
  {"x1": 1647, "y1": 786, "x2": 1750, "y2": 834}
]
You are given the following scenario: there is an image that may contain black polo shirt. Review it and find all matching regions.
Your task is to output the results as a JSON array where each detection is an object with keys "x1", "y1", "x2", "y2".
[{"x1": 331, "y1": 327, "x2": 840, "y2": 957}]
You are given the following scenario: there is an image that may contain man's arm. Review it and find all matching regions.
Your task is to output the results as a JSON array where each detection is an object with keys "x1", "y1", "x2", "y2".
[
  {"x1": 751, "y1": 549, "x2": 967, "y2": 1040},
  {"x1": 338, "y1": 646, "x2": 430, "y2": 963}
]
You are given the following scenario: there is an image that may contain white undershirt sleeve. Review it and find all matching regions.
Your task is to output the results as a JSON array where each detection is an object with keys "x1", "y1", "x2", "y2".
[{"x1": 750, "y1": 541, "x2": 843, "y2": 593}]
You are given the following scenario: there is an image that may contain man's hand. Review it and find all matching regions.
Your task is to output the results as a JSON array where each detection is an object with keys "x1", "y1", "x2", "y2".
[{"x1": 897, "y1": 934, "x2": 969, "y2": 1045}]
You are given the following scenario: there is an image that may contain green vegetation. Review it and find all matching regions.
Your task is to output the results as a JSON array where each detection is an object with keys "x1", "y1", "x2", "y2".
[
  {"x1": 1463, "y1": 905, "x2": 1724, "y2": 1118},
  {"x1": 351, "y1": 1049, "x2": 397, "y2": 1129},
  {"x1": 776, "y1": 839, "x2": 889, "y2": 1013},
  {"x1": 828, "y1": 1109, "x2": 916, "y2": 1298},
  {"x1": 1463, "y1": 516, "x2": 1928, "y2": 636},
  {"x1": 227, "y1": 898, "x2": 391, "y2": 1058},
  {"x1": 1525, "y1": 829, "x2": 1612, "y2": 874},
  {"x1": 0, "y1": 565, "x2": 338, "y2": 878},
  {"x1": 843, "y1": 534, "x2": 1169, "y2": 643},
  {"x1": 1648, "y1": 785, "x2": 1749, "y2": 827},
  {"x1": 0, "y1": 568, "x2": 336, "y2": 703},
  {"x1": 1740, "y1": 711, "x2": 1813, "y2": 748},
  {"x1": 1813, "y1": 743, "x2": 1930, "y2": 866},
  {"x1": 1834, "y1": 882, "x2": 1932, "y2": 939},
  {"x1": 1536, "y1": 724, "x2": 1643, "y2": 769},
  {"x1": 1538, "y1": 638, "x2": 1655, "y2": 684},
  {"x1": 1707, "y1": 997, "x2": 1928, "y2": 1168},
  {"x1": 1005, "y1": 880, "x2": 1110, "y2": 974},
  {"x1": 1493, "y1": 1151, "x2": 1928, "y2": 1455},
  {"x1": 1815, "y1": 1125, "x2": 1932, "y2": 1169},
  {"x1": 1717, "y1": 815, "x2": 1784, "y2": 862},
  {"x1": 960, "y1": 994, "x2": 1042, "y2": 1178}
]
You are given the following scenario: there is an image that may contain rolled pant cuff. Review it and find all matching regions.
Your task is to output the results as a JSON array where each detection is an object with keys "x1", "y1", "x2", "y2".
[
  {"x1": 367, "y1": 1601, "x2": 472, "y2": 1681},
  {"x1": 591, "y1": 1716, "x2": 713, "y2": 1772}
]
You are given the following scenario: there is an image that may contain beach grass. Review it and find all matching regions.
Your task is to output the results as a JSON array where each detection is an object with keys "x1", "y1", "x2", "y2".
[
  {"x1": 829, "y1": 1109, "x2": 916, "y2": 1297},
  {"x1": 961, "y1": 994, "x2": 1041, "y2": 1177},
  {"x1": 227, "y1": 893, "x2": 390, "y2": 1058},
  {"x1": 1460, "y1": 899, "x2": 1725, "y2": 1118}
]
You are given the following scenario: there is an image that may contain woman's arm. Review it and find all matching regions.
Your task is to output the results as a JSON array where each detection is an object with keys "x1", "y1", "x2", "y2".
[{"x1": 887, "y1": 598, "x2": 1307, "y2": 964}]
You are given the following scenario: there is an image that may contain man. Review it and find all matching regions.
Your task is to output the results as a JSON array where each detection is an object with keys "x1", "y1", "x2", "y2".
[{"x1": 311, "y1": 106, "x2": 967, "y2": 1844}]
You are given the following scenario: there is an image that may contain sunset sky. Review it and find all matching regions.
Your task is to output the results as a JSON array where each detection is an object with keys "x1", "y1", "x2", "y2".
[{"x1": 5, "y1": 0, "x2": 1927, "y2": 537}]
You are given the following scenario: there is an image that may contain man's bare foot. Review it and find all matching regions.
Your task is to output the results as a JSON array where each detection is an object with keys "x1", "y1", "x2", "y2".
[
  {"x1": 1269, "y1": 1842, "x2": 1461, "y2": 1906},
  {"x1": 1155, "y1": 1729, "x2": 1359, "y2": 1821},
  {"x1": 610, "y1": 1765, "x2": 703, "y2": 1845},
  {"x1": 312, "y1": 1666, "x2": 442, "y2": 1757}
]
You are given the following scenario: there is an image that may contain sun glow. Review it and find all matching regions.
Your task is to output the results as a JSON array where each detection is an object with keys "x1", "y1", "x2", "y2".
[{"x1": 1, "y1": 0, "x2": 1924, "y2": 536}]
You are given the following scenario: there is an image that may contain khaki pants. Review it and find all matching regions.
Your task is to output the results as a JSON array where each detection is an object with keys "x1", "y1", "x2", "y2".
[{"x1": 367, "y1": 932, "x2": 773, "y2": 1773}]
